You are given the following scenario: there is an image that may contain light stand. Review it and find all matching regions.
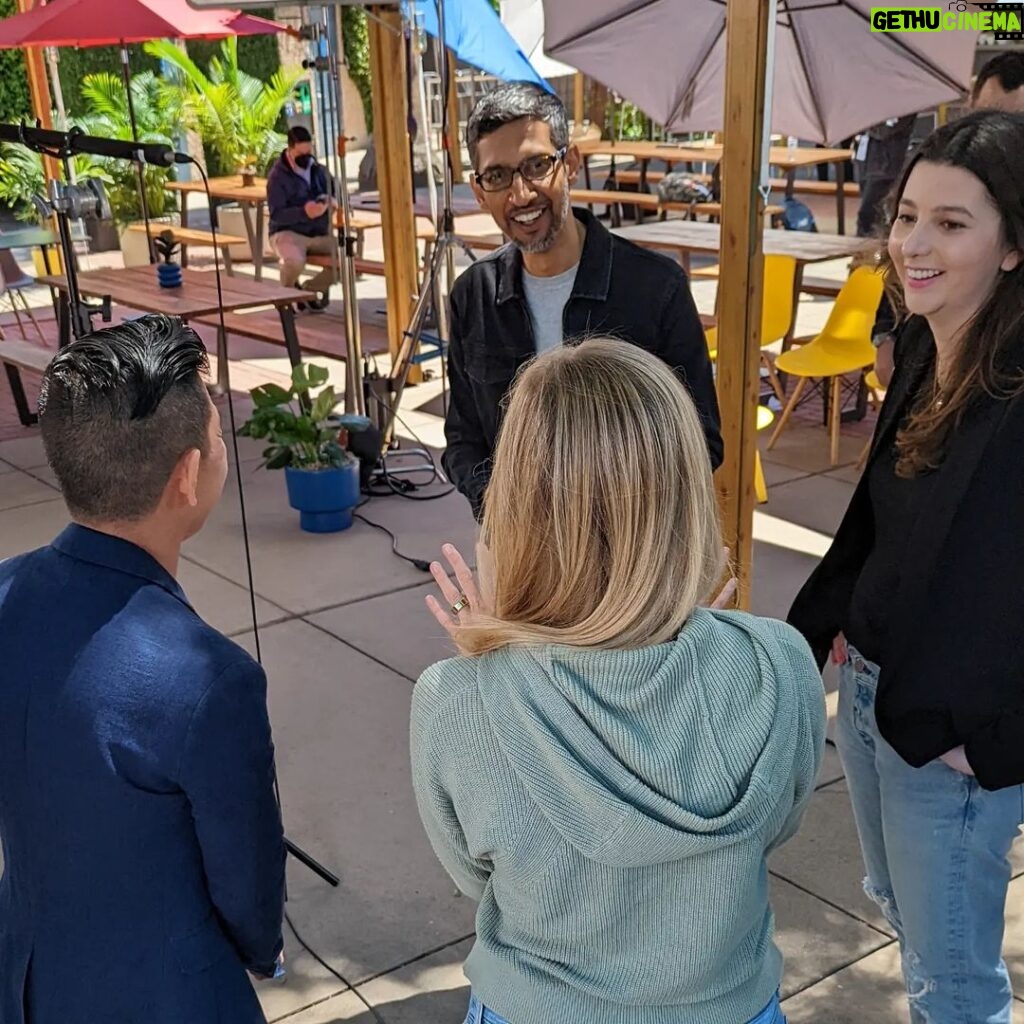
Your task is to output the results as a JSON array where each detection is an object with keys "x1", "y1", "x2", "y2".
[
  {"x1": 300, "y1": 5, "x2": 366, "y2": 416},
  {"x1": 376, "y1": 0, "x2": 476, "y2": 474}
]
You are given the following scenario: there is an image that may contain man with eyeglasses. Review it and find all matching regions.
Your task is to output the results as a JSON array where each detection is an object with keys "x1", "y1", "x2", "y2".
[{"x1": 443, "y1": 82, "x2": 723, "y2": 520}]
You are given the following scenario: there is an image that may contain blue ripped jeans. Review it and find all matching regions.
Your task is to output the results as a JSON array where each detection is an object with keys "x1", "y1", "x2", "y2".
[
  {"x1": 463, "y1": 991, "x2": 786, "y2": 1023},
  {"x1": 838, "y1": 646, "x2": 1024, "y2": 1024}
]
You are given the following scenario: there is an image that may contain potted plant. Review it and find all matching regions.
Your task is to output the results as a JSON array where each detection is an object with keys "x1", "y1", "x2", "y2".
[
  {"x1": 153, "y1": 230, "x2": 182, "y2": 287},
  {"x1": 238, "y1": 363, "x2": 370, "y2": 533}
]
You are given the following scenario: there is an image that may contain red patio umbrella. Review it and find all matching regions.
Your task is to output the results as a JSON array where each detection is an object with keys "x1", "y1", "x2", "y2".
[{"x1": 0, "y1": 0, "x2": 290, "y2": 254}]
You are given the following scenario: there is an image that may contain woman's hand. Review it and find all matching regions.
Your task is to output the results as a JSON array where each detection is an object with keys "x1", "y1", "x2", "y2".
[
  {"x1": 831, "y1": 632, "x2": 849, "y2": 665},
  {"x1": 425, "y1": 543, "x2": 484, "y2": 638},
  {"x1": 940, "y1": 745, "x2": 975, "y2": 776},
  {"x1": 708, "y1": 548, "x2": 738, "y2": 609}
]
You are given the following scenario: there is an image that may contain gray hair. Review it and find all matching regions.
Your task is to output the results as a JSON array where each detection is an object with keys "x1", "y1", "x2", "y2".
[{"x1": 466, "y1": 82, "x2": 568, "y2": 167}]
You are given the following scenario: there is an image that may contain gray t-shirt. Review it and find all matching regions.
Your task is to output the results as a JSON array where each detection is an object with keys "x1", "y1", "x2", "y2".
[{"x1": 522, "y1": 262, "x2": 580, "y2": 354}]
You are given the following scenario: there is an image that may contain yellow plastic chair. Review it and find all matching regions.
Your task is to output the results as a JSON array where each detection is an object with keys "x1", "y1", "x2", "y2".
[
  {"x1": 767, "y1": 266, "x2": 885, "y2": 466},
  {"x1": 705, "y1": 254, "x2": 797, "y2": 404}
]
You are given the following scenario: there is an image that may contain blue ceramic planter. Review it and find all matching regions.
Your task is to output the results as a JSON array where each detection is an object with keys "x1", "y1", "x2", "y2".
[
  {"x1": 284, "y1": 462, "x2": 360, "y2": 533},
  {"x1": 157, "y1": 262, "x2": 182, "y2": 288}
]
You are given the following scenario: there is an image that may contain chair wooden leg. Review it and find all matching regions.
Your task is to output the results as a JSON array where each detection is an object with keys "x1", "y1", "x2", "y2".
[
  {"x1": 829, "y1": 375, "x2": 842, "y2": 465},
  {"x1": 754, "y1": 450, "x2": 768, "y2": 504},
  {"x1": 7, "y1": 297, "x2": 29, "y2": 341},
  {"x1": 16, "y1": 291, "x2": 47, "y2": 344},
  {"x1": 761, "y1": 354, "x2": 786, "y2": 404},
  {"x1": 767, "y1": 377, "x2": 807, "y2": 449}
]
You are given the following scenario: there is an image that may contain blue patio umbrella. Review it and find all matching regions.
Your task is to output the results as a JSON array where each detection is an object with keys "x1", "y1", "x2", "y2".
[{"x1": 406, "y1": 0, "x2": 552, "y2": 90}]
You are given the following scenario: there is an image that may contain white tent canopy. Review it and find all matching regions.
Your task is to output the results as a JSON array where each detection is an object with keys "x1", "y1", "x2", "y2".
[{"x1": 501, "y1": 0, "x2": 576, "y2": 80}]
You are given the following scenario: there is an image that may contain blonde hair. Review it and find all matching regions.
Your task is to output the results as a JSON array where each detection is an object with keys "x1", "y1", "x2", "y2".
[{"x1": 454, "y1": 338, "x2": 724, "y2": 656}]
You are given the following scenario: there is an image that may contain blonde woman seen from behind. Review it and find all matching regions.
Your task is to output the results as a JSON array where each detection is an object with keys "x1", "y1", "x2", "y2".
[{"x1": 411, "y1": 340, "x2": 826, "y2": 1024}]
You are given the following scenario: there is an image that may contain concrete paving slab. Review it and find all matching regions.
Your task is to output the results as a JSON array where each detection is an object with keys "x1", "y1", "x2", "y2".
[
  {"x1": 781, "y1": 942, "x2": 909, "y2": 1023},
  {"x1": 263, "y1": 988, "x2": 366, "y2": 1023},
  {"x1": 181, "y1": 470, "x2": 440, "y2": 614},
  {"x1": 235, "y1": 619, "x2": 476, "y2": 987},
  {"x1": 257, "y1": 926, "x2": 352, "y2": 1024},
  {"x1": 770, "y1": 781, "x2": 895, "y2": 936},
  {"x1": 0, "y1": 468, "x2": 60, "y2": 512},
  {"x1": 0, "y1": 498, "x2": 69, "y2": 560},
  {"x1": 761, "y1": 473, "x2": 857, "y2": 538},
  {"x1": 308, "y1": 582, "x2": 455, "y2": 683},
  {"x1": 761, "y1": 424, "x2": 866, "y2": 475},
  {"x1": 748, "y1": 539, "x2": 822, "y2": 622},
  {"x1": 357, "y1": 937, "x2": 474, "y2": 1024},
  {"x1": 0, "y1": 434, "x2": 47, "y2": 469},
  {"x1": 772, "y1": 875, "x2": 891, "y2": 1000}
]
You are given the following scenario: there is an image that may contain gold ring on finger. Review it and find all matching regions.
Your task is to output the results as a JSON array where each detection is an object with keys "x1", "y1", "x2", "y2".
[{"x1": 450, "y1": 595, "x2": 470, "y2": 615}]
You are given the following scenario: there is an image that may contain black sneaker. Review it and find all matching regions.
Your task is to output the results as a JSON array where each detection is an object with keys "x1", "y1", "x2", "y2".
[
  {"x1": 310, "y1": 291, "x2": 330, "y2": 311},
  {"x1": 294, "y1": 300, "x2": 310, "y2": 313}
]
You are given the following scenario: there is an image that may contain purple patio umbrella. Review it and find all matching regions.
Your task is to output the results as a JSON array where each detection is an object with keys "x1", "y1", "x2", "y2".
[{"x1": 542, "y1": 0, "x2": 979, "y2": 144}]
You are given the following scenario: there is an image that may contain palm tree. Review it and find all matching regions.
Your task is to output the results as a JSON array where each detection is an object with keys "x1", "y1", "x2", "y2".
[
  {"x1": 74, "y1": 70, "x2": 182, "y2": 225},
  {"x1": 146, "y1": 37, "x2": 301, "y2": 178}
]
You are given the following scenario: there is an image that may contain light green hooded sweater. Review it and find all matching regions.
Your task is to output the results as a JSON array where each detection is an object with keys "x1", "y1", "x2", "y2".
[{"x1": 410, "y1": 608, "x2": 826, "y2": 1024}]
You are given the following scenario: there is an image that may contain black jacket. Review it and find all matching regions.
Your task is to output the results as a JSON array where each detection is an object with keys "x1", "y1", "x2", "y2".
[
  {"x1": 442, "y1": 209, "x2": 723, "y2": 517},
  {"x1": 266, "y1": 151, "x2": 332, "y2": 238},
  {"x1": 788, "y1": 317, "x2": 1024, "y2": 791}
]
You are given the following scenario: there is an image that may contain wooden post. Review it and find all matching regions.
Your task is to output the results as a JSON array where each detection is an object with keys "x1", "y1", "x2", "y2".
[
  {"x1": 446, "y1": 49, "x2": 464, "y2": 184},
  {"x1": 368, "y1": 5, "x2": 421, "y2": 380},
  {"x1": 714, "y1": 0, "x2": 774, "y2": 608},
  {"x1": 573, "y1": 72, "x2": 585, "y2": 127},
  {"x1": 17, "y1": 0, "x2": 62, "y2": 183}
]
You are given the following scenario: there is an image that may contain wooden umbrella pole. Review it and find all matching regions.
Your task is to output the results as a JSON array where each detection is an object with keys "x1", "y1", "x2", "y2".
[
  {"x1": 17, "y1": 0, "x2": 62, "y2": 184},
  {"x1": 715, "y1": 0, "x2": 774, "y2": 608},
  {"x1": 367, "y1": 4, "x2": 421, "y2": 382}
]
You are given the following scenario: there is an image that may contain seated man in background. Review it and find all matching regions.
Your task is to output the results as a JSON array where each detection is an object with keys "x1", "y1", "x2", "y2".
[
  {"x1": 0, "y1": 315, "x2": 286, "y2": 1024},
  {"x1": 872, "y1": 50, "x2": 1024, "y2": 386},
  {"x1": 443, "y1": 82, "x2": 722, "y2": 520},
  {"x1": 267, "y1": 125, "x2": 338, "y2": 311}
]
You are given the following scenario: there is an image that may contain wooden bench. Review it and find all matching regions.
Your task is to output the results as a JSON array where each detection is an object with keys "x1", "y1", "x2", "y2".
[
  {"x1": 614, "y1": 169, "x2": 713, "y2": 187},
  {"x1": 1, "y1": 339, "x2": 53, "y2": 425},
  {"x1": 799, "y1": 275, "x2": 845, "y2": 297},
  {"x1": 662, "y1": 201, "x2": 784, "y2": 226},
  {"x1": 125, "y1": 224, "x2": 247, "y2": 273},
  {"x1": 571, "y1": 188, "x2": 663, "y2": 227},
  {"x1": 306, "y1": 252, "x2": 387, "y2": 277},
  {"x1": 193, "y1": 307, "x2": 390, "y2": 361},
  {"x1": 769, "y1": 177, "x2": 860, "y2": 197}
]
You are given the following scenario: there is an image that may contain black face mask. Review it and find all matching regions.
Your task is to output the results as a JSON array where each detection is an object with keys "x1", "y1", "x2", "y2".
[{"x1": 294, "y1": 153, "x2": 313, "y2": 169}]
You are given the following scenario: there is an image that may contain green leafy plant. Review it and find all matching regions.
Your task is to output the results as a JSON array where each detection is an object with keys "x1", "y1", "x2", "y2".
[
  {"x1": 74, "y1": 70, "x2": 181, "y2": 226},
  {"x1": 146, "y1": 37, "x2": 301, "y2": 178},
  {"x1": 342, "y1": 6, "x2": 373, "y2": 135},
  {"x1": 238, "y1": 363, "x2": 368, "y2": 471},
  {"x1": 153, "y1": 230, "x2": 180, "y2": 264},
  {"x1": 0, "y1": 0, "x2": 31, "y2": 124}
]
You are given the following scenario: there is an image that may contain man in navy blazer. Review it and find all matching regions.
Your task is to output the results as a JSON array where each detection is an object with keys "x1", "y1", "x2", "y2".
[{"x1": 0, "y1": 316, "x2": 286, "y2": 1023}]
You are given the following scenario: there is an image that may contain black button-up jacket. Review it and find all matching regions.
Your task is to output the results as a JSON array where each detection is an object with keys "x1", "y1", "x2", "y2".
[{"x1": 441, "y1": 209, "x2": 723, "y2": 518}]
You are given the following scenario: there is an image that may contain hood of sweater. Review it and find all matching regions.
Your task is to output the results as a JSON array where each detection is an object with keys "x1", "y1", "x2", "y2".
[{"x1": 475, "y1": 608, "x2": 808, "y2": 868}]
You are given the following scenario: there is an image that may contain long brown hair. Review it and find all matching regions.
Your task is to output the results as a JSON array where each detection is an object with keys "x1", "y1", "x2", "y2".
[
  {"x1": 879, "y1": 111, "x2": 1024, "y2": 477},
  {"x1": 453, "y1": 339, "x2": 724, "y2": 656}
]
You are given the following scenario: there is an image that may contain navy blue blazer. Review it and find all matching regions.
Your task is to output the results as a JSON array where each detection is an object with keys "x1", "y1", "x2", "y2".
[{"x1": 0, "y1": 525, "x2": 286, "y2": 1023}]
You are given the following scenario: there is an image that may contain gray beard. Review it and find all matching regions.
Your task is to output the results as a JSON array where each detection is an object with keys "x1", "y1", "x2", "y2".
[{"x1": 514, "y1": 189, "x2": 571, "y2": 255}]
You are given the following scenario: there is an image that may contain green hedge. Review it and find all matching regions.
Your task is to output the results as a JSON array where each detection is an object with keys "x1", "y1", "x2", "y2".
[
  {"x1": 343, "y1": 7, "x2": 372, "y2": 135},
  {"x1": 57, "y1": 46, "x2": 161, "y2": 117},
  {"x1": 0, "y1": 0, "x2": 31, "y2": 122}
]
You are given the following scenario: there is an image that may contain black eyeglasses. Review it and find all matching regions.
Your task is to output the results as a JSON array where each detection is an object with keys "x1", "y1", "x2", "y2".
[{"x1": 474, "y1": 148, "x2": 568, "y2": 193}]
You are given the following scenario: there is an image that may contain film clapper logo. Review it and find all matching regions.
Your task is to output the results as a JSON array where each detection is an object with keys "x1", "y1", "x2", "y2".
[{"x1": 870, "y1": 3, "x2": 1024, "y2": 38}]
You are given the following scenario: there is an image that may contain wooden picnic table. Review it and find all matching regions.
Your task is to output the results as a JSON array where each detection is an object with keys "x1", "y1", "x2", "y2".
[
  {"x1": 577, "y1": 140, "x2": 855, "y2": 233},
  {"x1": 166, "y1": 175, "x2": 271, "y2": 279},
  {"x1": 36, "y1": 266, "x2": 314, "y2": 392},
  {"x1": 614, "y1": 219, "x2": 871, "y2": 344},
  {"x1": 349, "y1": 189, "x2": 482, "y2": 220}
]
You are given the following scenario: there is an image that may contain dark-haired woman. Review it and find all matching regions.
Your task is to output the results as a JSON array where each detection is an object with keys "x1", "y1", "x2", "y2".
[{"x1": 789, "y1": 109, "x2": 1024, "y2": 1024}]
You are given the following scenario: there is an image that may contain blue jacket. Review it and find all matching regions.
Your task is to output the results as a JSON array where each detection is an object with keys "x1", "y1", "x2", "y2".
[
  {"x1": 267, "y1": 150, "x2": 332, "y2": 238},
  {"x1": 0, "y1": 525, "x2": 286, "y2": 1023}
]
